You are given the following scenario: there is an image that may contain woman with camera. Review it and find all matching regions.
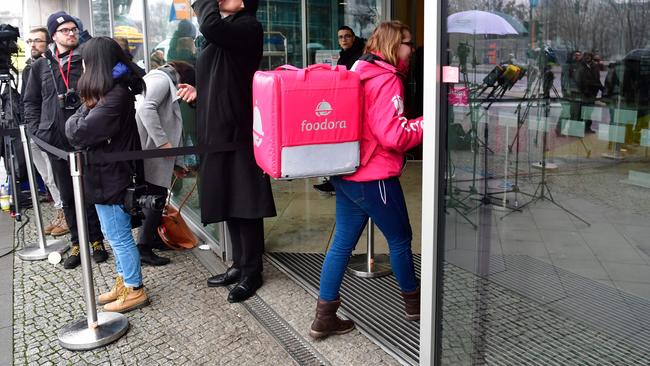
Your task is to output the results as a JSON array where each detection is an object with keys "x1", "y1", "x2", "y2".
[
  {"x1": 135, "y1": 61, "x2": 196, "y2": 265},
  {"x1": 65, "y1": 37, "x2": 149, "y2": 313},
  {"x1": 310, "y1": 21, "x2": 423, "y2": 339}
]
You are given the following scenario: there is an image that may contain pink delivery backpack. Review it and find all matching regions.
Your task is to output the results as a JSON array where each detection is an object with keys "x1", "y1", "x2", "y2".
[{"x1": 252, "y1": 64, "x2": 363, "y2": 179}]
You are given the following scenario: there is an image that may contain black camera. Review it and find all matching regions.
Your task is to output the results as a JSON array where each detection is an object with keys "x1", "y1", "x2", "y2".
[
  {"x1": 0, "y1": 24, "x2": 19, "y2": 75},
  {"x1": 58, "y1": 88, "x2": 81, "y2": 110},
  {"x1": 124, "y1": 184, "x2": 166, "y2": 221}
]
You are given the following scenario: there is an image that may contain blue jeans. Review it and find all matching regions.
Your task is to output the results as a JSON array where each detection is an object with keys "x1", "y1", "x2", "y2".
[
  {"x1": 319, "y1": 176, "x2": 418, "y2": 301},
  {"x1": 95, "y1": 204, "x2": 142, "y2": 288}
]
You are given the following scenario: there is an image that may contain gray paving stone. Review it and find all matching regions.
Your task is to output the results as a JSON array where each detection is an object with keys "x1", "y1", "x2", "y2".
[
  {"x1": 12, "y1": 204, "x2": 298, "y2": 366},
  {"x1": 0, "y1": 326, "x2": 11, "y2": 366}
]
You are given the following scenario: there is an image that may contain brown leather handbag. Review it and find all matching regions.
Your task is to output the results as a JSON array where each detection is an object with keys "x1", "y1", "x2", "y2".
[{"x1": 157, "y1": 178, "x2": 198, "y2": 250}]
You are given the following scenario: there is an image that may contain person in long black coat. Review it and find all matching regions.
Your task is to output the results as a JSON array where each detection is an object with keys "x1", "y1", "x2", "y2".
[{"x1": 191, "y1": 0, "x2": 276, "y2": 303}]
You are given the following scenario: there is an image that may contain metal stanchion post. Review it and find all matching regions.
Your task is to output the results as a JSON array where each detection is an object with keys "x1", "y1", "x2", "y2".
[
  {"x1": 16, "y1": 125, "x2": 69, "y2": 260},
  {"x1": 58, "y1": 152, "x2": 129, "y2": 351},
  {"x1": 346, "y1": 218, "x2": 392, "y2": 278}
]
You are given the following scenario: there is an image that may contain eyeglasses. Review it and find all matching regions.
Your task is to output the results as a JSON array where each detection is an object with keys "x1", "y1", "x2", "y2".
[
  {"x1": 401, "y1": 41, "x2": 415, "y2": 49},
  {"x1": 56, "y1": 27, "x2": 79, "y2": 35},
  {"x1": 26, "y1": 39, "x2": 46, "y2": 44},
  {"x1": 338, "y1": 34, "x2": 354, "y2": 40}
]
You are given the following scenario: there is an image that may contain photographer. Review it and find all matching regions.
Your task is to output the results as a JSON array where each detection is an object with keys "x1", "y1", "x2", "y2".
[
  {"x1": 135, "y1": 61, "x2": 195, "y2": 266},
  {"x1": 22, "y1": 12, "x2": 107, "y2": 269},
  {"x1": 65, "y1": 37, "x2": 149, "y2": 313},
  {"x1": 21, "y1": 27, "x2": 68, "y2": 237}
]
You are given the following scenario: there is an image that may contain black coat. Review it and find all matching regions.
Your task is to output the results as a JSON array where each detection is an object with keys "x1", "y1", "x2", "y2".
[
  {"x1": 192, "y1": 0, "x2": 276, "y2": 224},
  {"x1": 577, "y1": 61, "x2": 603, "y2": 101},
  {"x1": 23, "y1": 45, "x2": 83, "y2": 151},
  {"x1": 337, "y1": 37, "x2": 366, "y2": 71},
  {"x1": 65, "y1": 84, "x2": 141, "y2": 205}
]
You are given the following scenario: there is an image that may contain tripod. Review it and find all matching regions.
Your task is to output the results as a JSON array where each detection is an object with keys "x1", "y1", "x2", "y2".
[
  {"x1": 454, "y1": 68, "x2": 495, "y2": 198},
  {"x1": 465, "y1": 65, "x2": 526, "y2": 213},
  {"x1": 501, "y1": 93, "x2": 590, "y2": 226},
  {"x1": 0, "y1": 74, "x2": 21, "y2": 221},
  {"x1": 502, "y1": 64, "x2": 559, "y2": 207}
]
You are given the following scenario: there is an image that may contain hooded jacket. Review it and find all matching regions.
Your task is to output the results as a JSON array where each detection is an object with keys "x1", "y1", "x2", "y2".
[{"x1": 345, "y1": 54, "x2": 423, "y2": 182}]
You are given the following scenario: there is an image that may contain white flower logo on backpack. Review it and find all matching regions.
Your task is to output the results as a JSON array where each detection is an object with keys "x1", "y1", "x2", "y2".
[
  {"x1": 253, "y1": 102, "x2": 264, "y2": 147},
  {"x1": 315, "y1": 100, "x2": 333, "y2": 117}
]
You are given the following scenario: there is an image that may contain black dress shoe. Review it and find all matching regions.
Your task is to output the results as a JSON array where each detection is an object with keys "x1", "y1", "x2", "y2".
[
  {"x1": 139, "y1": 246, "x2": 171, "y2": 266},
  {"x1": 313, "y1": 180, "x2": 335, "y2": 194},
  {"x1": 207, "y1": 267, "x2": 241, "y2": 287},
  {"x1": 227, "y1": 274, "x2": 263, "y2": 303}
]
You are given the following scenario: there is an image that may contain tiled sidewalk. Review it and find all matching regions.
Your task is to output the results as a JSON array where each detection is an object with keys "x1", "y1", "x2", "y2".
[{"x1": 10, "y1": 204, "x2": 398, "y2": 365}]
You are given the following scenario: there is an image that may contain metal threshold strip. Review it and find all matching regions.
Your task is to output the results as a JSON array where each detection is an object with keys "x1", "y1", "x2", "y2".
[
  {"x1": 193, "y1": 248, "x2": 331, "y2": 366},
  {"x1": 266, "y1": 252, "x2": 421, "y2": 366}
]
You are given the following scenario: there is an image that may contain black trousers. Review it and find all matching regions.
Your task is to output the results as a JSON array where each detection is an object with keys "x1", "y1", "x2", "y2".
[
  {"x1": 137, "y1": 182, "x2": 168, "y2": 249},
  {"x1": 49, "y1": 157, "x2": 104, "y2": 245},
  {"x1": 227, "y1": 217, "x2": 265, "y2": 277}
]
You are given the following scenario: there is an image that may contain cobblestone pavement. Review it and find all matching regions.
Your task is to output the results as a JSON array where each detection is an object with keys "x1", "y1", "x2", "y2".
[{"x1": 12, "y1": 203, "x2": 400, "y2": 366}]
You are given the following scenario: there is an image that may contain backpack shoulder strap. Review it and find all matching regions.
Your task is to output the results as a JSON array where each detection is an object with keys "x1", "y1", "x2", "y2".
[{"x1": 358, "y1": 53, "x2": 385, "y2": 64}]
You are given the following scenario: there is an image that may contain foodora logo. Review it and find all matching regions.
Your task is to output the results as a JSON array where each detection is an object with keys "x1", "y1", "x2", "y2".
[{"x1": 301, "y1": 100, "x2": 347, "y2": 132}]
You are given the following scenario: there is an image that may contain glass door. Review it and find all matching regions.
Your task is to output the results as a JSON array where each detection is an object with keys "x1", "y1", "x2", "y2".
[{"x1": 435, "y1": 0, "x2": 650, "y2": 364}]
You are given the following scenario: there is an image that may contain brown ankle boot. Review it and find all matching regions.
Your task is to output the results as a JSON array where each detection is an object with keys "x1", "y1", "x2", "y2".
[
  {"x1": 98, "y1": 276, "x2": 124, "y2": 305},
  {"x1": 309, "y1": 298, "x2": 355, "y2": 339},
  {"x1": 401, "y1": 288, "x2": 420, "y2": 321}
]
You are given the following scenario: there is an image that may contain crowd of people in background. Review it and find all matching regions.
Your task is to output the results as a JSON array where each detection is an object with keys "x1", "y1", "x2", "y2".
[
  {"x1": 561, "y1": 49, "x2": 605, "y2": 134},
  {"x1": 13, "y1": 0, "x2": 423, "y2": 337}
]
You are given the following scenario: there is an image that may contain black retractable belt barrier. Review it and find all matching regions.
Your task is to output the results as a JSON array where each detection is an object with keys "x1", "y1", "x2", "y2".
[
  {"x1": 85, "y1": 141, "x2": 246, "y2": 164},
  {"x1": 29, "y1": 134, "x2": 71, "y2": 161}
]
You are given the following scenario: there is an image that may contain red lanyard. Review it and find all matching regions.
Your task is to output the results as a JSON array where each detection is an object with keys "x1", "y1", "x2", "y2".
[{"x1": 55, "y1": 49, "x2": 73, "y2": 90}]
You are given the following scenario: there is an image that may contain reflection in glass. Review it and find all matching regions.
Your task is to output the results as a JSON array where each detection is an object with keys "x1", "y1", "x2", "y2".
[
  {"x1": 141, "y1": 0, "x2": 211, "y2": 241},
  {"x1": 441, "y1": 0, "x2": 650, "y2": 364}
]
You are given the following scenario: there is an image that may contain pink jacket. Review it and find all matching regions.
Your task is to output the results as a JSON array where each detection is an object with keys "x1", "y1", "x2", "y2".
[{"x1": 344, "y1": 56, "x2": 424, "y2": 182}]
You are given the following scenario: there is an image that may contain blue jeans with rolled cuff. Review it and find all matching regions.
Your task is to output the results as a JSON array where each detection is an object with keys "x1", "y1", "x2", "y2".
[
  {"x1": 95, "y1": 204, "x2": 142, "y2": 288},
  {"x1": 318, "y1": 176, "x2": 419, "y2": 301}
]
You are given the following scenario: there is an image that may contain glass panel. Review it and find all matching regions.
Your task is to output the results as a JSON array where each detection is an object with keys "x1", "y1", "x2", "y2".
[
  {"x1": 258, "y1": 0, "x2": 304, "y2": 69},
  {"x1": 91, "y1": 0, "x2": 112, "y2": 37},
  {"x1": 142, "y1": 0, "x2": 220, "y2": 242},
  {"x1": 264, "y1": 0, "x2": 385, "y2": 254},
  {"x1": 305, "y1": 0, "x2": 383, "y2": 65},
  {"x1": 441, "y1": 0, "x2": 650, "y2": 364},
  {"x1": 112, "y1": 0, "x2": 146, "y2": 67}
]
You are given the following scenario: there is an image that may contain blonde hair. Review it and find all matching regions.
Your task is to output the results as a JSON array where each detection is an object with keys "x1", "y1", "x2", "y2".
[{"x1": 364, "y1": 21, "x2": 411, "y2": 67}]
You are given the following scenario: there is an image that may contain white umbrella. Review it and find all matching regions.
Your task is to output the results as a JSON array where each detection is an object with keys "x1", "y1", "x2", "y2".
[{"x1": 448, "y1": 10, "x2": 519, "y2": 35}]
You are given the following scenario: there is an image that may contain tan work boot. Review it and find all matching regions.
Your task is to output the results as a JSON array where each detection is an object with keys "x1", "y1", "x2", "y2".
[
  {"x1": 103, "y1": 286, "x2": 150, "y2": 313},
  {"x1": 50, "y1": 212, "x2": 70, "y2": 237},
  {"x1": 98, "y1": 276, "x2": 124, "y2": 305},
  {"x1": 44, "y1": 209, "x2": 63, "y2": 235}
]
